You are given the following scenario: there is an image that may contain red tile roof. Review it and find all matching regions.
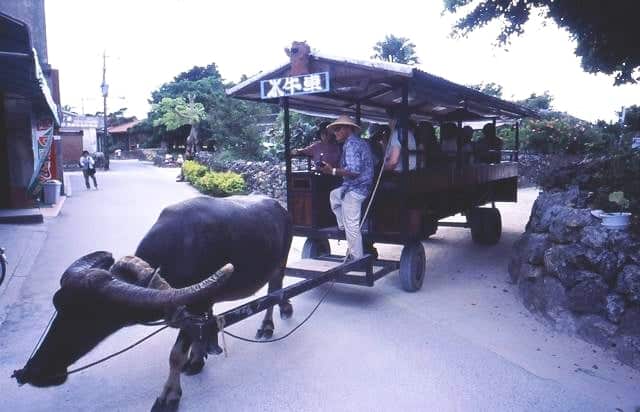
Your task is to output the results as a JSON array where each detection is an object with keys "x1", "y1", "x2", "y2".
[{"x1": 108, "y1": 119, "x2": 141, "y2": 134}]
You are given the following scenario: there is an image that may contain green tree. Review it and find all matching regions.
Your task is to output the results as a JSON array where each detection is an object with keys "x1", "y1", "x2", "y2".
[
  {"x1": 152, "y1": 96, "x2": 205, "y2": 132},
  {"x1": 147, "y1": 63, "x2": 274, "y2": 158},
  {"x1": 443, "y1": 0, "x2": 640, "y2": 84},
  {"x1": 372, "y1": 34, "x2": 420, "y2": 65},
  {"x1": 467, "y1": 82, "x2": 503, "y2": 98},
  {"x1": 152, "y1": 95, "x2": 205, "y2": 151},
  {"x1": 623, "y1": 105, "x2": 640, "y2": 131},
  {"x1": 517, "y1": 92, "x2": 553, "y2": 111}
]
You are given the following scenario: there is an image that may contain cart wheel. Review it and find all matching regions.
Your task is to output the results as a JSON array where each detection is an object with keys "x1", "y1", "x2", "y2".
[
  {"x1": 399, "y1": 242, "x2": 426, "y2": 292},
  {"x1": 301, "y1": 238, "x2": 330, "y2": 259},
  {"x1": 469, "y1": 208, "x2": 502, "y2": 245}
]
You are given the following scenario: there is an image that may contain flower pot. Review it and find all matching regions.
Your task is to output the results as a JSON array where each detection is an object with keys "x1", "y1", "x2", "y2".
[{"x1": 600, "y1": 212, "x2": 631, "y2": 229}]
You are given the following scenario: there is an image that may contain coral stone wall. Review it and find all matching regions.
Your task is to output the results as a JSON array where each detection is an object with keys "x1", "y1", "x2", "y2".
[{"x1": 509, "y1": 187, "x2": 640, "y2": 369}]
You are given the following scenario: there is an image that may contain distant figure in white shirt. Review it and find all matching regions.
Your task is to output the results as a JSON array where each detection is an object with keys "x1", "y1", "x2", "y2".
[
  {"x1": 79, "y1": 150, "x2": 98, "y2": 190},
  {"x1": 383, "y1": 118, "x2": 417, "y2": 172}
]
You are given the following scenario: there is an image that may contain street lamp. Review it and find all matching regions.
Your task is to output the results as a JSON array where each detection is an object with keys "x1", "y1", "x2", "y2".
[{"x1": 100, "y1": 50, "x2": 111, "y2": 170}]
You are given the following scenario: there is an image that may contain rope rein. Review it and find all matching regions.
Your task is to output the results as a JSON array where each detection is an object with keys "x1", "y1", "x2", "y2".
[{"x1": 66, "y1": 326, "x2": 169, "y2": 376}]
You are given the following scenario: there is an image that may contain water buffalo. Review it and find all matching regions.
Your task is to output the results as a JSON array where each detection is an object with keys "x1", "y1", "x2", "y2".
[{"x1": 13, "y1": 195, "x2": 292, "y2": 411}]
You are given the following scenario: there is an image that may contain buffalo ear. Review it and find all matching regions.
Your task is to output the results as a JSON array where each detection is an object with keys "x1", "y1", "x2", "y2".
[
  {"x1": 110, "y1": 256, "x2": 156, "y2": 285},
  {"x1": 146, "y1": 269, "x2": 171, "y2": 290}
]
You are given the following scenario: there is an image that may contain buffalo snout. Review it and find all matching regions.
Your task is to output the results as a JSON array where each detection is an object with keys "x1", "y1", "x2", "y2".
[{"x1": 12, "y1": 364, "x2": 68, "y2": 387}]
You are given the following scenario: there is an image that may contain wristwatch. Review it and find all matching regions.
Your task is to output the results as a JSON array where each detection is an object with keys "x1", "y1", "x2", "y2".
[{"x1": 332, "y1": 168, "x2": 336, "y2": 176}]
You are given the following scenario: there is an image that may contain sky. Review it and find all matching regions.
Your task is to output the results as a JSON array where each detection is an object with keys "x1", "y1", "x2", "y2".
[{"x1": 44, "y1": 0, "x2": 639, "y2": 123}]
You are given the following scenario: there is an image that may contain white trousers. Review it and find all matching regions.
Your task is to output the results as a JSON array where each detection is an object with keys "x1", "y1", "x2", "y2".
[{"x1": 329, "y1": 188, "x2": 367, "y2": 258}]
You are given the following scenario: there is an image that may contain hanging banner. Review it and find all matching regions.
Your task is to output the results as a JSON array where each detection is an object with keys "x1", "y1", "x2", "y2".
[{"x1": 27, "y1": 117, "x2": 55, "y2": 196}]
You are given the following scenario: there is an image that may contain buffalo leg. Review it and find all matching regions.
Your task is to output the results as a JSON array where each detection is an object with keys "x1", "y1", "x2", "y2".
[
  {"x1": 151, "y1": 330, "x2": 191, "y2": 412},
  {"x1": 182, "y1": 337, "x2": 207, "y2": 376},
  {"x1": 256, "y1": 267, "x2": 292, "y2": 339},
  {"x1": 277, "y1": 266, "x2": 293, "y2": 320}
]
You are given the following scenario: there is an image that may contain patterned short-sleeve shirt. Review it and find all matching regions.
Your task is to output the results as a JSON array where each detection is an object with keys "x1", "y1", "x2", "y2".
[{"x1": 340, "y1": 134, "x2": 374, "y2": 197}]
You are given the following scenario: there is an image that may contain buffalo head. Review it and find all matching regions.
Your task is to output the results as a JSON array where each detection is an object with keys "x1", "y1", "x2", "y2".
[{"x1": 13, "y1": 251, "x2": 233, "y2": 387}]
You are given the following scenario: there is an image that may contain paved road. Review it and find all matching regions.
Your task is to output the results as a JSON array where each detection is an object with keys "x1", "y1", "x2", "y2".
[{"x1": 0, "y1": 160, "x2": 638, "y2": 412}]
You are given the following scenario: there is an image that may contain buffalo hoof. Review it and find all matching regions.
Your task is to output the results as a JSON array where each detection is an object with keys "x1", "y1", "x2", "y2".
[
  {"x1": 151, "y1": 397, "x2": 180, "y2": 412},
  {"x1": 280, "y1": 302, "x2": 293, "y2": 320},
  {"x1": 207, "y1": 342, "x2": 224, "y2": 355},
  {"x1": 256, "y1": 320, "x2": 274, "y2": 339},
  {"x1": 182, "y1": 358, "x2": 205, "y2": 376}
]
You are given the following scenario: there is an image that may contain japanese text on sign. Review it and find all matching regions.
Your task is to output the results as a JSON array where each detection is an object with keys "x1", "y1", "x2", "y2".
[{"x1": 260, "y1": 72, "x2": 330, "y2": 99}]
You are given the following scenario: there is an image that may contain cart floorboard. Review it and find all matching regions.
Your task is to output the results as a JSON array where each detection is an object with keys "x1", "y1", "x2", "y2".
[{"x1": 286, "y1": 255, "x2": 399, "y2": 287}]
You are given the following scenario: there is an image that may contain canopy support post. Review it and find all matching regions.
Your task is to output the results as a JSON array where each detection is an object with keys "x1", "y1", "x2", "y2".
[
  {"x1": 401, "y1": 83, "x2": 409, "y2": 173},
  {"x1": 400, "y1": 82, "x2": 410, "y2": 235},
  {"x1": 456, "y1": 120, "x2": 463, "y2": 170},
  {"x1": 515, "y1": 120, "x2": 520, "y2": 162},
  {"x1": 355, "y1": 101, "x2": 361, "y2": 125},
  {"x1": 283, "y1": 97, "x2": 292, "y2": 212}
]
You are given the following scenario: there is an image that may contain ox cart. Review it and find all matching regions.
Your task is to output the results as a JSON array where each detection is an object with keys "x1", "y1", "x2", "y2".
[
  {"x1": 225, "y1": 45, "x2": 535, "y2": 299},
  {"x1": 11, "y1": 47, "x2": 537, "y2": 412}
]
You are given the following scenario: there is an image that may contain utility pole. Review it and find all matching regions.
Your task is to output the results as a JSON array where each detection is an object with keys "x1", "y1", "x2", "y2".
[{"x1": 100, "y1": 50, "x2": 110, "y2": 170}]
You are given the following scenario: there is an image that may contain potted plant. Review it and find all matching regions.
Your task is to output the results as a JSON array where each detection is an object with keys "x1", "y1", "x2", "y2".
[{"x1": 600, "y1": 191, "x2": 632, "y2": 229}]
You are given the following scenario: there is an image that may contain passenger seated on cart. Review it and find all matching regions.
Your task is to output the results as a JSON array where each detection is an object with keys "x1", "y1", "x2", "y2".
[
  {"x1": 319, "y1": 115, "x2": 374, "y2": 259},
  {"x1": 475, "y1": 123, "x2": 503, "y2": 163},
  {"x1": 368, "y1": 123, "x2": 391, "y2": 170},
  {"x1": 382, "y1": 118, "x2": 418, "y2": 172},
  {"x1": 440, "y1": 122, "x2": 459, "y2": 158},
  {"x1": 290, "y1": 120, "x2": 341, "y2": 169},
  {"x1": 415, "y1": 121, "x2": 439, "y2": 168},
  {"x1": 461, "y1": 125, "x2": 475, "y2": 164}
]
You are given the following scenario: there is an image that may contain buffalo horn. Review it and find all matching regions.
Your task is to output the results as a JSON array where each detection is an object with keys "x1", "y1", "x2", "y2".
[
  {"x1": 86, "y1": 263, "x2": 234, "y2": 310},
  {"x1": 60, "y1": 251, "x2": 115, "y2": 287}
]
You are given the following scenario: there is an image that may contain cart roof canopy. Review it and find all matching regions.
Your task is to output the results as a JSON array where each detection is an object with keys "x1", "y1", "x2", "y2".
[{"x1": 227, "y1": 51, "x2": 537, "y2": 124}]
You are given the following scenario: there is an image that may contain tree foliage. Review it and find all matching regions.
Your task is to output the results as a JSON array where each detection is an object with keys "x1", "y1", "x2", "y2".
[
  {"x1": 517, "y1": 91, "x2": 553, "y2": 111},
  {"x1": 147, "y1": 63, "x2": 275, "y2": 158},
  {"x1": 467, "y1": 82, "x2": 503, "y2": 98},
  {"x1": 372, "y1": 34, "x2": 420, "y2": 65},
  {"x1": 443, "y1": 0, "x2": 640, "y2": 84},
  {"x1": 480, "y1": 88, "x2": 629, "y2": 154},
  {"x1": 623, "y1": 105, "x2": 640, "y2": 130},
  {"x1": 152, "y1": 96, "x2": 205, "y2": 131}
]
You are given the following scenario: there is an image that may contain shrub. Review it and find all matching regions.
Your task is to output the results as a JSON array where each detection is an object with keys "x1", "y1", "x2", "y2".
[
  {"x1": 182, "y1": 160, "x2": 208, "y2": 182},
  {"x1": 194, "y1": 171, "x2": 245, "y2": 197},
  {"x1": 183, "y1": 160, "x2": 245, "y2": 197}
]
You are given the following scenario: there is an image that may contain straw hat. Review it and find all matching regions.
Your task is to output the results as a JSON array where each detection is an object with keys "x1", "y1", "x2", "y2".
[{"x1": 327, "y1": 115, "x2": 360, "y2": 131}]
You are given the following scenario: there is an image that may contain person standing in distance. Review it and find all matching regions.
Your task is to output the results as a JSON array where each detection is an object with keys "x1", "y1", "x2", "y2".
[
  {"x1": 79, "y1": 150, "x2": 98, "y2": 190},
  {"x1": 319, "y1": 115, "x2": 374, "y2": 259}
]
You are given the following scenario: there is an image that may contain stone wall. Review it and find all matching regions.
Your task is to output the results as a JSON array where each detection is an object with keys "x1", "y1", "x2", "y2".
[
  {"x1": 195, "y1": 153, "x2": 286, "y2": 203},
  {"x1": 509, "y1": 187, "x2": 640, "y2": 369}
]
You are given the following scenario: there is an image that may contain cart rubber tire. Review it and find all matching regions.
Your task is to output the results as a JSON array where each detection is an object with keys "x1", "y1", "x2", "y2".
[
  {"x1": 399, "y1": 242, "x2": 426, "y2": 292},
  {"x1": 469, "y1": 208, "x2": 502, "y2": 245},
  {"x1": 301, "y1": 238, "x2": 330, "y2": 259}
]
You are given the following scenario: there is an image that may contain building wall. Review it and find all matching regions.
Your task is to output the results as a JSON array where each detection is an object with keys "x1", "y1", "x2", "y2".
[
  {"x1": 83, "y1": 127, "x2": 97, "y2": 153},
  {"x1": 0, "y1": 0, "x2": 49, "y2": 68},
  {"x1": 3, "y1": 94, "x2": 36, "y2": 207},
  {"x1": 61, "y1": 113, "x2": 98, "y2": 153}
]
